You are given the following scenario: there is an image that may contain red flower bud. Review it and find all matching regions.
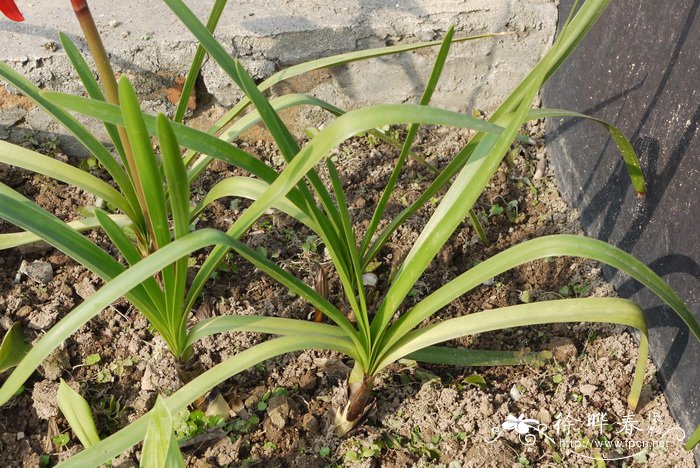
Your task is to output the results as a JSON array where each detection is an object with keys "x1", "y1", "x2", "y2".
[{"x1": 0, "y1": 0, "x2": 24, "y2": 22}]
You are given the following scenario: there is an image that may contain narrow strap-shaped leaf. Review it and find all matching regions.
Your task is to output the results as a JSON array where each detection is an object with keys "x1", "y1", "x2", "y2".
[
  {"x1": 377, "y1": 297, "x2": 648, "y2": 410},
  {"x1": 529, "y1": 107, "x2": 645, "y2": 195},
  {"x1": 0, "y1": 322, "x2": 30, "y2": 373},
  {"x1": 468, "y1": 209, "x2": 489, "y2": 244},
  {"x1": 0, "y1": 140, "x2": 132, "y2": 218},
  {"x1": 140, "y1": 395, "x2": 185, "y2": 468},
  {"x1": 407, "y1": 347, "x2": 551, "y2": 367},
  {"x1": 379, "y1": 234, "x2": 700, "y2": 356},
  {"x1": 205, "y1": 235, "x2": 364, "y2": 359},
  {"x1": 57, "y1": 380, "x2": 101, "y2": 449},
  {"x1": 360, "y1": 26, "x2": 454, "y2": 256},
  {"x1": 118, "y1": 77, "x2": 171, "y2": 251},
  {"x1": 0, "y1": 214, "x2": 130, "y2": 250},
  {"x1": 93, "y1": 208, "x2": 167, "y2": 326},
  {"x1": 326, "y1": 159, "x2": 366, "y2": 326},
  {"x1": 157, "y1": 114, "x2": 191, "y2": 347},
  {"x1": 174, "y1": 0, "x2": 228, "y2": 123},
  {"x1": 0, "y1": 62, "x2": 140, "y2": 220},
  {"x1": 56, "y1": 335, "x2": 356, "y2": 468},
  {"x1": 58, "y1": 32, "x2": 127, "y2": 164},
  {"x1": 186, "y1": 315, "x2": 346, "y2": 348},
  {"x1": 189, "y1": 176, "x2": 318, "y2": 232}
]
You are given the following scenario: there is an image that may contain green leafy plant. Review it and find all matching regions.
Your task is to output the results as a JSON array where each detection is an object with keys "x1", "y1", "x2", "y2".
[{"x1": 0, "y1": 0, "x2": 698, "y2": 465}]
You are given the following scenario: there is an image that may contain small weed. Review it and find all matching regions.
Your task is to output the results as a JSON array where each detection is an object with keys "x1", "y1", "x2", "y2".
[{"x1": 52, "y1": 432, "x2": 70, "y2": 449}]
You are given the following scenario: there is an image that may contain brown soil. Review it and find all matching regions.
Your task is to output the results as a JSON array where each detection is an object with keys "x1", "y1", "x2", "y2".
[{"x1": 0, "y1": 112, "x2": 694, "y2": 468}]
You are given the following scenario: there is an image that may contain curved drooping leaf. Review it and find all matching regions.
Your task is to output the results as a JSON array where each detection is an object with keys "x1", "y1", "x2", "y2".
[
  {"x1": 0, "y1": 214, "x2": 130, "y2": 250},
  {"x1": 377, "y1": 298, "x2": 649, "y2": 410},
  {"x1": 379, "y1": 234, "x2": 700, "y2": 357},
  {"x1": 0, "y1": 62, "x2": 140, "y2": 219},
  {"x1": 529, "y1": 108, "x2": 645, "y2": 195},
  {"x1": 0, "y1": 141, "x2": 132, "y2": 218}
]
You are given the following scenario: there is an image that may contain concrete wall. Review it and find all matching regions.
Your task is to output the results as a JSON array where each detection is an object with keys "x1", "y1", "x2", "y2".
[{"x1": 1, "y1": 0, "x2": 556, "y2": 151}]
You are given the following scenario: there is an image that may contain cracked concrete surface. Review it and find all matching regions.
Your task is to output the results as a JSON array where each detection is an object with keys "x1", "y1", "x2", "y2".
[{"x1": 0, "y1": 0, "x2": 556, "y2": 152}]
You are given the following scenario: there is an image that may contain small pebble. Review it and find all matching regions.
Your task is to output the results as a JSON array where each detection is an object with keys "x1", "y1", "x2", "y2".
[
  {"x1": 15, "y1": 260, "x2": 53, "y2": 284},
  {"x1": 510, "y1": 385, "x2": 522, "y2": 401}
]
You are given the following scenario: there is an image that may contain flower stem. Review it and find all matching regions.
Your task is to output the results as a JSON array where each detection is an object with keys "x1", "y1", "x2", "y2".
[{"x1": 71, "y1": 0, "x2": 155, "y2": 249}]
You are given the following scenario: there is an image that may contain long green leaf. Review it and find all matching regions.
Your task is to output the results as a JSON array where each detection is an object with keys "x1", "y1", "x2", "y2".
[
  {"x1": 407, "y1": 347, "x2": 552, "y2": 367},
  {"x1": 118, "y1": 77, "x2": 171, "y2": 250},
  {"x1": 327, "y1": 159, "x2": 368, "y2": 332},
  {"x1": 57, "y1": 334, "x2": 355, "y2": 468},
  {"x1": 57, "y1": 380, "x2": 101, "y2": 448},
  {"x1": 361, "y1": 26, "x2": 454, "y2": 256},
  {"x1": 157, "y1": 114, "x2": 190, "y2": 350},
  {"x1": 174, "y1": 0, "x2": 228, "y2": 123},
  {"x1": 0, "y1": 322, "x2": 30, "y2": 373},
  {"x1": 93, "y1": 209, "x2": 168, "y2": 331},
  {"x1": 377, "y1": 298, "x2": 648, "y2": 409},
  {"x1": 379, "y1": 234, "x2": 700, "y2": 357},
  {"x1": 529, "y1": 108, "x2": 645, "y2": 194},
  {"x1": 186, "y1": 315, "x2": 346, "y2": 347},
  {"x1": 0, "y1": 141, "x2": 132, "y2": 217},
  {"x1": 140, "y1": 395, "x2": 184, "y2": 468},
  {"x1": 0, "y1": 214, "x2": 130, "y2": 250},
  {"x1": 0, "y1": 62, "x2": 140, "y2": 220}
]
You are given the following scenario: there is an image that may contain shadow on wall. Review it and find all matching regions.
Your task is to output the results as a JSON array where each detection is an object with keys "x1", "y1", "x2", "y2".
[{"x1": 543, "y1": 0, "x2": 700, "y2": 459}]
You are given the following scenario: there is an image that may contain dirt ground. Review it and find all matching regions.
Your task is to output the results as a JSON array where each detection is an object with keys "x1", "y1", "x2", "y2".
[{"x1": 0, "y1": 103, "x2": 695, "y2": 467}]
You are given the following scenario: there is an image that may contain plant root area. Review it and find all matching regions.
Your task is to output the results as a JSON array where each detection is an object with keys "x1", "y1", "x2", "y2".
[{"x1": 0, "y1": 114, "x2": 694, "y2": 467}]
